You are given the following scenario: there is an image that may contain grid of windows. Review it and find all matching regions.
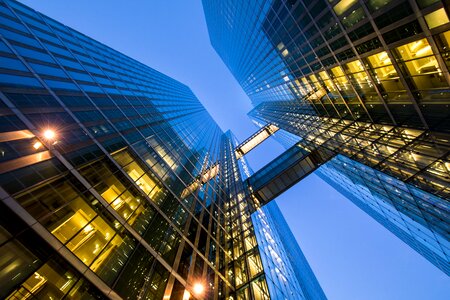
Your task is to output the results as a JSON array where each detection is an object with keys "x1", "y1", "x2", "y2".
[
  {"x1": 203, "y1": 0, "x2": 450, "y2": 280},
  {"x1": 0, "y1": 0, "x2": 325, "y2": 299}
]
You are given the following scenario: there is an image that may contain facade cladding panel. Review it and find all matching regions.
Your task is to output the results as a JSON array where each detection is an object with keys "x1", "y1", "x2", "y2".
[
  {"x1": 203, "y1": 0, "x2": 450, "y2": 277},
  {"x1": 0, "y1": 0, "x2": 324, "y2": 299}
]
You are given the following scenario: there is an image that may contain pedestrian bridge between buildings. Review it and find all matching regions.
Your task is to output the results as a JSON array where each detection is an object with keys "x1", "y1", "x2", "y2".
[
  {"x1": 182, "y1": 124, "x2": 335, "y2": 206},
  {"x1": 244, "y1": 143, "x2": 334, "y2": 209}
]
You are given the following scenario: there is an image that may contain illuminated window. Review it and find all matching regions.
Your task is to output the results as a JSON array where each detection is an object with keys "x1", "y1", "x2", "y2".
[
  {"x1": 346, "y1": 60, "x2": 365, "y2": 73},
  {"x1": 367, "y1": 0, "x2": 392, "y2": 11},
  {"x1": 435, "y1": 30, "x2": 450, "y2": 69},
  {"x1": 305, "y1": 74, "x2": 326, "y2": 100},
  {"x1": 366, "y1": 52, "x2": 405, "y2": 92},
  {"x1": 247, "y1": 252, "x2": 263, "y2": 277},
  {"x1": 334, "y1": 0, "x2": 358, "y2": 16},
  {"x1": 334, "y1": 74, "x2": 350, "y2": 90},
  {"x1": 301, "y1": 77, "x2": 313, "y2": 92},
  {"x1": 396, "y1": 39, "x2": 445, "y2": 89},
  {"x1": 51, "y1": 198, "x2": 96, "y2": 244},
  {"x1": 251, "y1": 278, "x2": 270, "y2": 300},
  {"x1": 396, "y1": 38, "x2": 433, "y2": 60},
  {"x1": 319, "y1": 71, "x2": 339, "y2": 96},
  {"x1": 424, "y1": 8, "x2": 449, "y2": 29},
  {"x1": 294, "y1": 79, "x2": 307, "y2": 96},
  {"x1": 64, "y1": 217, "x2": 114, "y2": 265},
  {"x1": 331, "y1": 66, "x2": 345, "y2": 77},
  {"x1": 344, "y1": 60, "x2": 377, "y2": 97},
  {"x1": 7, "y1": 263, "x2": 80, "y2": 299}
]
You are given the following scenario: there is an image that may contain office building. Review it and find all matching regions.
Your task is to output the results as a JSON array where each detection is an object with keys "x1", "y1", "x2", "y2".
[
  {"x1": 0, "y1": 0, "x2": 325, "y2": 299},
  {"x1": 203, "y1": 0, "x2": 450, "y2": 275}
]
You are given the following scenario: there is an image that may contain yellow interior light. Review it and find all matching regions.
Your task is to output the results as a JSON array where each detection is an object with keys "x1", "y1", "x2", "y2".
[{"x1": 33, "y1": 141, "x2": 43, "y2": 150}]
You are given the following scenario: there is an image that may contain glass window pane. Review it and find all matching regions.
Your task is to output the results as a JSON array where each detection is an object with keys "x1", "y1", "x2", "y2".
[
  {"x1": 425, "y1": 8, "x2": 449, "y2": 29},
  {"x1": 396, "y1": 39, "x2": 433, "y2": 60}
]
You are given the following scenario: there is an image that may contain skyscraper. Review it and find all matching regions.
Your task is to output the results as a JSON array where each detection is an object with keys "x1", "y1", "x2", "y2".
[
  {"x1": 203, "y1": 0, "x2": 449, "y2": 276},
  {"x1": 0, "y1": 0, "x2": 325, "y2": 299}
]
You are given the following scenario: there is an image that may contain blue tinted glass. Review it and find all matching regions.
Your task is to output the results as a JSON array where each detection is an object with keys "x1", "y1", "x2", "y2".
[
  {"x1": 0, "y1": 56, "x2": 27, "y2": 71},
  {"x1": 13, "y1": 45, "x2": 55, "y2": 63},
  {"x1": 0, "y1": 40, "x2": 11, "y2": 53},
  {"x1": 56, "y1": 57, "x2": 82, "y2": 70},
  {"x1": 0, "y1": 14, "x2": 28, "y2": 32},
  {"x1": 29, "y1": 62, "x2": 67, "y2": 77},
  {"x1": 0, "y1": 73, "x2": 41, "y2": 87},
  {"x1": 44, "y1": 79, "x2": 78, "y2": 90},
  {"x1": 0, "y1": 28, "x2": 40, "y2": 47},
  {"x1": 80, "y1": 84, "x2": 102, "y2": 93},
  {"x1": 67, "y1": 70, "x2": 92, "y2": 82}
]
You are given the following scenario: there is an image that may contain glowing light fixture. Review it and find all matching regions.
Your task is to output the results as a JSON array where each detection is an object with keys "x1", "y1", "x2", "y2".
[
  {"x1": 193, "y1": 283, "x2": 204, "y2": 295},
  {"x1": 43, "y1": 129, "x2": 56, "y2": 140},
  {"x1": 182, "y1": 290, "x2": 190, "y2": 300},
  {"x1": 33, "y1": 141, "x2": 43, "y2": 150},
  {"x1": 415, "y1": 45, "x2": 431, "y2": 57}
]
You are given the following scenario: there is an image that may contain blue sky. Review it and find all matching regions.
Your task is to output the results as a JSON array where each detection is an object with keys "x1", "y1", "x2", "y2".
[{"x1": 18, "y1": 1, "x2": 449, "y2": 299}]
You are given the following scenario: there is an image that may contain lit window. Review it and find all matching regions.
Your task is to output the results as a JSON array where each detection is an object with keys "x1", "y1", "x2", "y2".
[
  {"x1": 346, "y1": 60, "x2": 365, "y2": 73},
  {"x1": 334, "y1": 0, "x2": 358, "y2": 15},
  {"x1": 367, "y1": 51, "x2": 391, "y2": 68},
  {"x1": 395, "y1": 39, "x2": 444, "y2": 89},
  {"x1": 424, "y1": 8, "x2": 449, "y2": 29},
  {"x1": 331, "y1": 66, "x2": 345, "y2": 77},
  {"x1": 396, "y1": 38, "x2": 433, "y2": 61}
]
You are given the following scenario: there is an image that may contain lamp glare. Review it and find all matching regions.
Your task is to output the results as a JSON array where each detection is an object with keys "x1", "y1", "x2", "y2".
[
  {"x1": 43, "y1": 129, "x2": 56, "y2": 140},
  {"x1": 193, "y1": 283, "x2": 204, "y2": 295}
]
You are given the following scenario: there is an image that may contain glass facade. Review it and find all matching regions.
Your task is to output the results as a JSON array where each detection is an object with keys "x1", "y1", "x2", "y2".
[
  {"x1": 252, "y1": 202, "x2": 326, "y2": 300},
  {"x1": 1, "y1": 0, "x2": 447, "y2": 298},
  {"x1": 0, "y1": 0, "x2": 325, "y2": 299},
  {"x1": 203, "y1": 0, "x2": 450, "y2": 277},
  {"x1": 317, "y1": 155, "x2": 450, "y2": 275}
]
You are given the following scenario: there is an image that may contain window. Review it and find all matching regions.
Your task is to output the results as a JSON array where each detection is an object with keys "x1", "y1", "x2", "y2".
[
  {"x1": 366, "y1": 51, "x2": 406, "y2": 95},
  {"x1": 334, "y1": 0, "x2": 358, "y2": 16},
  {"x1": 374, "y1": 2, "x2": 413, "y2": 29},
  {"x1": 424, "y1": 8, "x2": 449, "y2": 29},
  {"x1": 341, "y1": 7, "x2": 366, "y2": 28},
  {"x1": 367, "y1": 0, "x2": 392, "y2": 12},
  {"x1": 434, "y1": 30, "x2": 450, "y2": 69},
  {"x1": 395, "y1": 39, "x2": 446, "y2": 89},
  {"x1": 355, "y1": 38, "x2": 382, "y2": 54},
  {"x1": 383, "y1": 21, "x2": 422, "y2": 44},
  {"x1": 345, "y1": 60, "x2": 378, "y2": 100}
]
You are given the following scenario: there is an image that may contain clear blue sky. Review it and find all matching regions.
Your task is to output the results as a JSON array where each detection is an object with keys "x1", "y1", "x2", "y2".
[{"x1": 19, "y1": 1, "x2": 449, "y2": 299}]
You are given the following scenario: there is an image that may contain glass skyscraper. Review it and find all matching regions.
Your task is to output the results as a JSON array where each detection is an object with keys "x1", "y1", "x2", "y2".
[
  {"x1": 0, "y1": 0, "x2": 326, "y2": 299},
  {"x1": 203, "y1": 0, "x2": 449, "y2": 278},
  {"x1": 1, "y1": 0, "x2": 448, "y2": 299}
]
